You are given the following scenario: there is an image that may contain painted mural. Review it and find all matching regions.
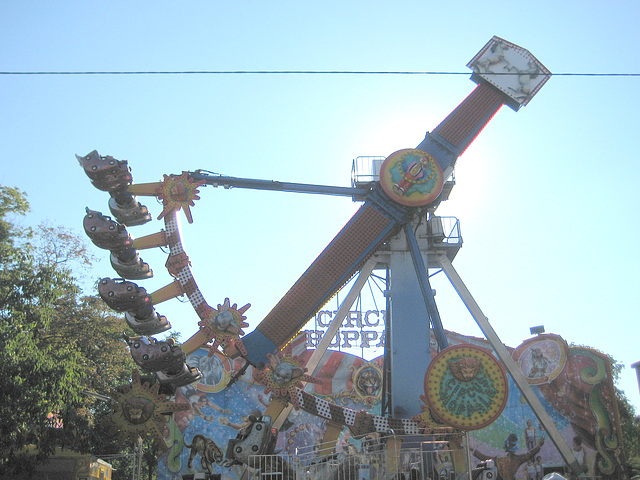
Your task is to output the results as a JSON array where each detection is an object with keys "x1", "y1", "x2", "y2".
[
  {"x1": 454, "y1": 332, "x2": 625, "y2": 480},
  {"x1": 158, "y1": 336, "x2": 386, "y2": 480},
  {"x1": 157, "y1": 332, "x2": 625, "y2": 480}
]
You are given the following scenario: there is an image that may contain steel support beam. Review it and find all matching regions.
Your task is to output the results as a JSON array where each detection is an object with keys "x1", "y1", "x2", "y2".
[
  {"x1": 191, "y1": 171, "x2": 369, "y2": 198},
  {"x1": 404, "y1": 223, "x2": 448, "y2": 350}
]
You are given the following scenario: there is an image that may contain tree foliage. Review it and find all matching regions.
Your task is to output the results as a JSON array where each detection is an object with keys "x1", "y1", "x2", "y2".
[
  {"x1": 609, "y1": 357, "x2": 640, "y2": 477},
  {"x1": 618, "y1": 389, "x2": 640, "y2": 477},
  {"x1": 0, "y1": 185, "x2": 135, "y2": 477},
  {"x1": 2, "y1": 183, "x2": 639, "y2": 479},
  {"x1": 0, "y1": 186, "x2": 30, "y2": 248},
  {"x1": 603, "y1": 355, "x2": 640, "y2": 477}
]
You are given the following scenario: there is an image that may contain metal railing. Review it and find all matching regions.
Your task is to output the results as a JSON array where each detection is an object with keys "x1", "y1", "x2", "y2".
[
  {"x1": 351, "y1": 156, "x2": 386, "y2": 187},
  {"x1": 245, "y1": 434, "x2": 465, "y2": 480},
  {"x1": 427, "y1": 216, "x2": 462, "y2": 247}
]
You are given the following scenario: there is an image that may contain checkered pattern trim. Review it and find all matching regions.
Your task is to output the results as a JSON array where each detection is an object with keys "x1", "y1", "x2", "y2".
[
  {"x1": 295, "y1": 388, "x2": 421, "y2": 435},
  {"x1": 164, "y1": 213, "x2": 209, "y2": 318}
]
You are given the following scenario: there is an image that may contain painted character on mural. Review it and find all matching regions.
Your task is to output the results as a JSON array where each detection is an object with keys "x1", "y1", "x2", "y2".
[
  {"x1": 535, "y1": 456, "x2": 543, "y2": 480},
  {"x1": 472, "y1": 433, "x2": 545, "y2": 480},
  {"x1": 185, "y1": 434, "x2": 223, "y2": 475},
  {"x1": 190, "y1": 352, "x2": 226, "y2": 387},
  {"x1": 219, "y1": 409, "x2": 262, "y2": 434},
  {"x1": 525, "y1": 458, "x2": 536, "y2": 480},
  {"x1": 354, "y1": 366, "x2": 382, "y2": 397},
  {"x1": 393, "y1": 155, "x2": 433, "y2": 196},
  {"x1": 572, "y1": 436, "x2": 588, "y2": 474},
  {"x1": 524, "y1": 419, "x2": 537, "y2": 450},
  {"x1": 528, "y1": 347, "x2": 549, "y2": 378},
  {"x1": 449, "y1": 355, "x2": 481, "y2": 381},
  {"x1": 182, "y1": 384, "x2": 230, "y2": 422}
]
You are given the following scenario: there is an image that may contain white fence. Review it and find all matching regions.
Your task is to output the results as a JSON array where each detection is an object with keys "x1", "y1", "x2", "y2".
[{"x1": 245, "y1": 434, "x2": 464, "y2": 480}]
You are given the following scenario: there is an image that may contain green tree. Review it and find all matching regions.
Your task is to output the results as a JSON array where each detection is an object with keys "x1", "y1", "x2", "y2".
[
  {"x1": 1, "y1": 187, "x2": 81, "y2": 469},
  {"x1": 608, "y1": 360, "x2": 640, "y2": 477},
  {"x1": 0, "y1": 186, "x2": 30, "y2": 248},
  {"x1": 618, "y1": 391, "x2": 640, "y2": 477},
  {"x1": 0, "y1": 185, "x2": 136, "y2": 477}
]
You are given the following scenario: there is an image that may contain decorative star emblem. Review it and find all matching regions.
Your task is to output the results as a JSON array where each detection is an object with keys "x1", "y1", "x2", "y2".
[
  {"x1": 197, "y1": 298, "x2": 250, "y2": 356},
  {"x1": 257, "y1": 352, "x2": 319, "y2": 409},
  {"x1": 105, "y1": 370, "x2": 190, "y2": 450},
  {"x1": 155, "y1": 172, "x2": 205, "y2": 223}
]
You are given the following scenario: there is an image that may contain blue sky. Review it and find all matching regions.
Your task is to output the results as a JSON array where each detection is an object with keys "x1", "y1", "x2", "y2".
[{"x1": 1, "y1": 1, "x2": 639, "y2": 412}]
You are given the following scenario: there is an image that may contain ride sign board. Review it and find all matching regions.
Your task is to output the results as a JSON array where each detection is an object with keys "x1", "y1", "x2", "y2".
[{"x1": 423, "y1": 344, "x2": 508, "y2": 431}]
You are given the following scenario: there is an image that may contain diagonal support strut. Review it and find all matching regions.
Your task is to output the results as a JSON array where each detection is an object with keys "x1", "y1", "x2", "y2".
[{"x1": 437, "y1": 252, "x2": 585, "y2": 479}]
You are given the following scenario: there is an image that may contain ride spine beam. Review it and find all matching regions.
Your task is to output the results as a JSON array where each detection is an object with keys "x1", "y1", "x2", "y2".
[
  {"x1": 241, "y1": 188, "x2": 408, "y2": 367},
  {"x1": 416, "y1": 81, "x2": 507, "y2": 174}
]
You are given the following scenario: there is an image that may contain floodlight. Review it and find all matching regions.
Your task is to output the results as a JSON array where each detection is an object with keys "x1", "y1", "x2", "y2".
[{"x1": 530, "y1": 325, "x2": 545, "y2": 335}]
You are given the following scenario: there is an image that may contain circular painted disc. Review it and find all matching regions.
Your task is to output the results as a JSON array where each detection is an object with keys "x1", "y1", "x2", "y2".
[
  {"x1": 512, "y1": 334, "x2": 568, "y2": 385},
  {"x1": 193, "y1": 349, "x2": 233, "y2": 393},
  {"x1": 424, "y1": 344, "x2": 508, "y2": 431},
  {"x1": 379, "y1": 149, "x2": 444, "y2": 206}
]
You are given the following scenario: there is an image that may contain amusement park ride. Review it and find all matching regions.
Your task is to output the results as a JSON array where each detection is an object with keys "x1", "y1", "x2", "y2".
[{"x1": 78, "y1": 37, "x2": 588, "y2": 479}]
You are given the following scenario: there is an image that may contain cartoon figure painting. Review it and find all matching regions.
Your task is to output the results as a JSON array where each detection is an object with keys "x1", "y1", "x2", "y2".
[
  {"x1": 473, "y1": 39, "x2": 510, "y2": 73},
  {"x1": 572, "y1": 436, "x2": 588, "y2": 474},
  {"x1": 185, "y1": 434, "x2": 224, "y2": 475},
  {"x1": 472, "y1": 433, "x2": 545, "y2": 480},
  {"x1": 189, "y1": 350, "x2": 233, "y2": 391},
  {"x1": 524, "y1": 419, "x2": 537, "y2": 450},
  {"x1": 534, "y1": 456, "x2": 544, "y2": 480},
  {"x1": 528, "y1": 347, "x2": 549, "y2": 378},
  {"x1": 182, "y1": 384, "x2": 230, "y2": 422},
  {"x1": 514, "y1": 335, "x2": 566, "y2": 384}
]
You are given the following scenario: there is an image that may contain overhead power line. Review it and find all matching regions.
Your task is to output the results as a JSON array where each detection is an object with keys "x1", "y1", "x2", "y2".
[{"x1": 0, "y1": 70, "x2": 639, "y2": 77}]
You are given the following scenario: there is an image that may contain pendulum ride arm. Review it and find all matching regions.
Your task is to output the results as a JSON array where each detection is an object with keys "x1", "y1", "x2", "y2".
[
  {"x1": 242, "y1": 36, "x2": 551, "y2": 370},
  {"x1": 417, "y1": 80, "x2": 506, "y2": 175},
  {"x1": 242, "y1": 187, "x2": 409, "y2": 367}
]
